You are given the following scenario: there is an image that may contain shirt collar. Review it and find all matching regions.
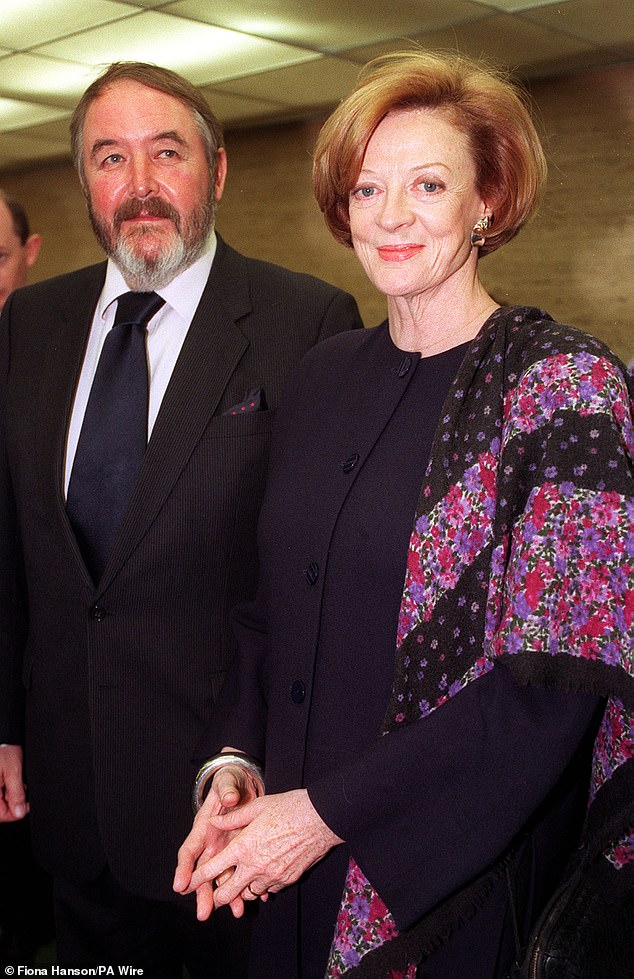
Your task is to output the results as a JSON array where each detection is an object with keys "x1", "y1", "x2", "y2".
[{"x1": 98, "y1": 231, "x2": 217, "y2": 321}]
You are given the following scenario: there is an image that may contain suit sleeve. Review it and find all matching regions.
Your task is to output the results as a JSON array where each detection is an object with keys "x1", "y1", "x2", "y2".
[{"x1": 192, "y1": 588, "x2": 269, "y2": 765}]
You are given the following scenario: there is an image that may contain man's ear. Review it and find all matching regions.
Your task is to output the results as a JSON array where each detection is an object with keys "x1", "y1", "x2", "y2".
[
  {"x1": 24, "y1": 233, "x2": 42, "y2": 269},
  {"x1": 214, "y1": 148, "x2": 228, "y2": 203}
]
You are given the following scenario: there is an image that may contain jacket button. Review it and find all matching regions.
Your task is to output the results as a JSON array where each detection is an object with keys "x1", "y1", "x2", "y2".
[
  {"x1": 304, "y1": 562, "x2": 319, "y2": 585},
  {"x1": 291, "y1": 680, "x2": 306, "y2": 704},
  {"x1": 90, "y1": 605, "x2": 106, "y2": 622},
  {"x1": 342, "y1": 453, "x2": 360, "y2": 474}
]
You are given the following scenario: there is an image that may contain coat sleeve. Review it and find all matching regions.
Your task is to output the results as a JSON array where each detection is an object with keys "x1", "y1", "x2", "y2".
[{"x1": 307, "y1": 662, "x2": 600, "y2": 931}]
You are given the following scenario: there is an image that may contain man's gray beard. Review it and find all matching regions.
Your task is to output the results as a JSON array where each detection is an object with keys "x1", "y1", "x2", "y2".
[{"x1": 88, "y1": 194, "x2": 215, "y2": 291}]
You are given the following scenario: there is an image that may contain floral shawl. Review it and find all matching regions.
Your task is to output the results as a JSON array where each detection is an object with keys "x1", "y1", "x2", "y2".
[{"x1": 326, "y1": 307, "x2": 634, "y2": 977}]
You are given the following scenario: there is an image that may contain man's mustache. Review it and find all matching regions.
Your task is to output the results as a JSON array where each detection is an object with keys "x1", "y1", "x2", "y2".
[{"x1": 114, "y1": 198, "x2": 181, "y2": 230}]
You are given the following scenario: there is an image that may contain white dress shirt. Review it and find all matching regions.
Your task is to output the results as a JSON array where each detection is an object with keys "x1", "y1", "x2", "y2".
[{"x1": 64, "y1": 234, "x2": 217, "y2": 495}]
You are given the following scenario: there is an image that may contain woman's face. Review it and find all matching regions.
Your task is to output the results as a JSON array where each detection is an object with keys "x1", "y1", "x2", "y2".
[{"x1": 348, "y1": 108, "x2": 487, "y2": 302}]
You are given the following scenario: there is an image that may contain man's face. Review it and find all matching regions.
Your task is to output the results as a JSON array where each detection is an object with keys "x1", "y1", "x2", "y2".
[
  {"x1": 0, "y1": 200, "x2": 41, "y2": 311},
  {"x1": 81, "y1": 79, "x2": 226, "y2": 290}
]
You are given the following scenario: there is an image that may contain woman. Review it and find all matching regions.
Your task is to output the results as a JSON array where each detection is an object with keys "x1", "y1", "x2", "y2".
[{"x1": 174, "y1": 52, "x2": 633, "y2": 977}]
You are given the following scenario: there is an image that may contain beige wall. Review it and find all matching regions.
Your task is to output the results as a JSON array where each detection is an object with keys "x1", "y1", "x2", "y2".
[{"x1": 1, "y1": 63, "x2": 632, "y2": 361}]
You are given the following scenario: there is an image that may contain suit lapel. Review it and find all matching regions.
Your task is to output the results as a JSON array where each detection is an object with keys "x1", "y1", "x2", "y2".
[{"x1": 99, "y1": 243, "x2": 251, "y2": 591}]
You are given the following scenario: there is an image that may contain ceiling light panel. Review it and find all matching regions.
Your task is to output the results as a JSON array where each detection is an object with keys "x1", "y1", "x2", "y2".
[
  {"x1": 0, "y1": 0, "x2": 137, "y2": 50},
  {"x1": 32, "y1": 11, "x2": 319, "y2": 85},
  {"x1": 0, "y1": 55, "x2": 102, "y2": 107}
]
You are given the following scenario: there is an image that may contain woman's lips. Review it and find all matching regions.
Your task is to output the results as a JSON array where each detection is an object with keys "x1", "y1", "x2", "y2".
[{"x1": 377, "y1": 244, "x2": 425, "y2": 262}]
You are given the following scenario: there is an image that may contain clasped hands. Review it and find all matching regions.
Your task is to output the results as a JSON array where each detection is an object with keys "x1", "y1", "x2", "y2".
[{"x1": 173, "y1": 755, "x2": 342, "y2": 921}]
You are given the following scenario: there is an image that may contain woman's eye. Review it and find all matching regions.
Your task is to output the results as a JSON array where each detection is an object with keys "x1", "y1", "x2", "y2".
[
  {"x1": 352, "y1": 186, "x2": 376, "y2": 199},
  {"x1": 420, "y1": 181, "x2": 440, "y2": 193}
]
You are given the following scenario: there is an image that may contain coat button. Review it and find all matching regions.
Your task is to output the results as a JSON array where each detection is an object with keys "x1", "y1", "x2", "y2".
[
  {"x1": 291, "y1": 680, "x2": 306, "y2": 704},
  {"x1": 304, "y1": 562, "x2": 319, "y2": 585},
  {"x1": 342, "y1": 453, "x2": 360, "y2": 474},
  {"x1": 90, "y1": 605, "x2": 106, "y2": 621}
]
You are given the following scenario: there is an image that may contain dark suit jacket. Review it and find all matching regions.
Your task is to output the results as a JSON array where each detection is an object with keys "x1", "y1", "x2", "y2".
[{"x1": 0, "y1": 235, "x2": 362, "y2": 899}]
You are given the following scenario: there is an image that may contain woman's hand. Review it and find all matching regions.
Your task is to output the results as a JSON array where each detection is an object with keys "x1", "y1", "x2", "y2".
[
  {"x1": 184, "y1": 788, "x2": 343, "y2": 919},
  {"x1": 173, "y1": 757, "x2": 262, "y2": 920}
]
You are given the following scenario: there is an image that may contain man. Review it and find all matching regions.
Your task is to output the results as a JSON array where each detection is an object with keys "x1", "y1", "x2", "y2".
[
  {"x1": 0, "y1": 190, "x2": 41, "y2": 310},
  {"x1": 0, "y1": 62, "x2": 361, "y2": 976},
  {"x1": 0, "y1": 192, "x2": 52, "y2": 967}
]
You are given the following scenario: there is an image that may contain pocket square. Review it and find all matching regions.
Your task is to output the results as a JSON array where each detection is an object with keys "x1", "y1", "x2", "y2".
[{"x1": 223, "y1": 387, "x2": 267, "y2": 415}]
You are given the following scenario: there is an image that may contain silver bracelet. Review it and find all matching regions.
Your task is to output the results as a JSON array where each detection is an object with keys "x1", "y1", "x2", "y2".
[{"x1": 192, "y1": 751, "x2": 265, "y2": 813}]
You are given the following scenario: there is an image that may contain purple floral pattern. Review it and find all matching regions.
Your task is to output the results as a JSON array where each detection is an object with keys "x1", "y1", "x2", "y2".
[
  {"x1": 590, "y1": 697, "x2": 633, "y2": 801},
  {"x1": 606, "y1": 829, "x2": 634, "y2": 870},
  {"x1": 398, "y1": 450, "x2": 497, "y2": 647},
  {"x1": 326, "y1": 308, "x2": 634, "y2": 977},
  {"x1": 327, "y1": 859, "x2": 407, "y2": 977},
  {"x1": 490, "y1": 483, "x2": 632, "y2": 668},
  {"x1": 502, "y1": 352, "x2": 633, "y2": 454}
]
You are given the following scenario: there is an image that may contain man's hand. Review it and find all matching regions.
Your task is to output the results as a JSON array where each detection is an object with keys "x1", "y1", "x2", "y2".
[
  {"x1": 174, "y1": 758, "x2": 262, "y2": 920},
  {"x1": 182, "y1": 788, "x2": 342, "y2": 920},
  {"x1": 0, "y1": 744, "x2": 28, "y2": 821}
]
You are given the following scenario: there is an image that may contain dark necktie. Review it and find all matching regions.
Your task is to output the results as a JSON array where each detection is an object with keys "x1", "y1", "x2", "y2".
[{"x1": 66, "y1": 291, "x2": 165, "y2": 582}]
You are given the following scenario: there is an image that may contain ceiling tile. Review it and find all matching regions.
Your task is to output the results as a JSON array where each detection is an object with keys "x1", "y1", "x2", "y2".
[
  {"x1": 341, "y1": 13, "x2": 597, "y2": 75},
  {"x1": 0, "y1": 0, "x2": 629, "y2": 174},
  {"x1": 0, "y1": 97, "x2": 70, "y2": 132},
  {"x1": 211, "y1": 57, "x2": 362, "y2": 110},
  {"x1": 483, "y1": 0, "x2": 564, "y2": 9},
  {"x1": 166, "y1": 0, "x2": 491, "y2": 52},
  {"x1": 198, "y1": 87, "x2": 288, "y2": 125},
  {"x1": 32, "y1": 11, "x2": 319, "y2": 85},
  {"x1": 0, "y1": 55, "x2": 103, "y2": 108},
  {"x1": 520, "y1": 0, "x2": 634, "y2": 45},
  {"x1": 0, "y1": 0, "x2": 138, "y2": 49},
  {"x1": 120, "y1": 0, "x2": 184, "y2": 6}
]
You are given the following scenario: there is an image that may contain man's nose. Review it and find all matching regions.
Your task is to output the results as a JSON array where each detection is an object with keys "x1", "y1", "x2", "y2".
[{"x1": 128, "y1": 157, "x2": 159, "y2": 198}]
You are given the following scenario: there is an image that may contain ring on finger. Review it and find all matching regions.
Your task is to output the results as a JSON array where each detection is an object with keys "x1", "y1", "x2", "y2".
[{"x1": 246, "y1": 882, "x2": 259, "y2": 898}]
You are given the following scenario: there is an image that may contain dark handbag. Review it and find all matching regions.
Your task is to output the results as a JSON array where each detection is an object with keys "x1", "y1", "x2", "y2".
[{"x1": 509, "y1": 854, "x2": 634, "y2": 979}]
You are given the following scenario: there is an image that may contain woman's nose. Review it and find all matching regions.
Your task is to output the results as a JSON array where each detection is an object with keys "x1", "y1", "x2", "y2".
[{"x1": 377, "y1": 188, "x2": 415, "y2": 231}]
